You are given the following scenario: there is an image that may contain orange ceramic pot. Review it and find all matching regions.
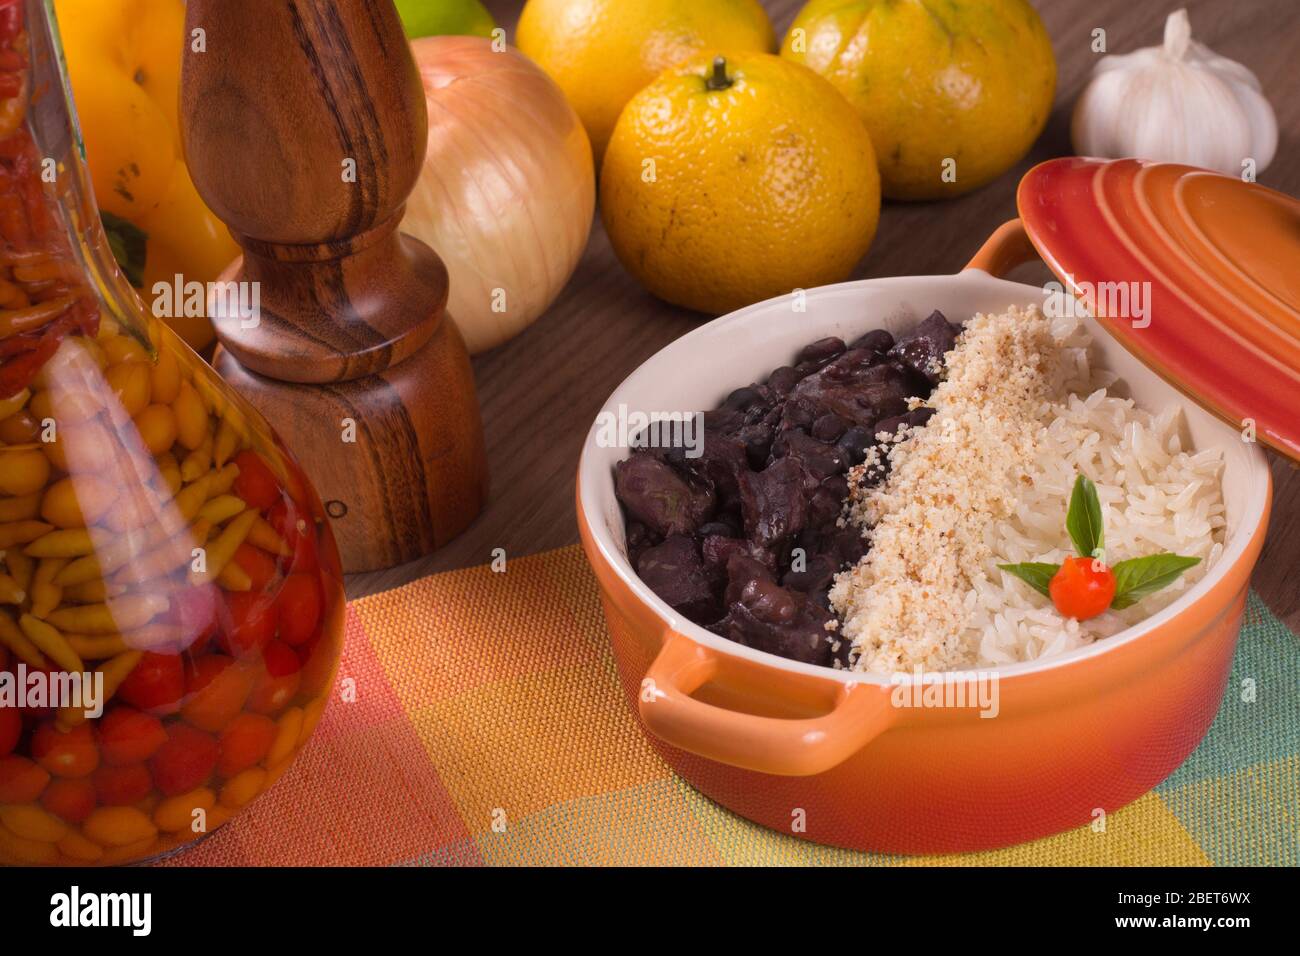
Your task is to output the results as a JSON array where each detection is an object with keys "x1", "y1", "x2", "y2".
[{"x1": 576, "y1": 223, "x2": 1272, "y2": 853}]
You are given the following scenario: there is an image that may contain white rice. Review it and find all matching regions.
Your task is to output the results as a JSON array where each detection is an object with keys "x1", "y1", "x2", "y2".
[{"x1": 830, "y1": 305, "x2": 1226, "y2": 673}]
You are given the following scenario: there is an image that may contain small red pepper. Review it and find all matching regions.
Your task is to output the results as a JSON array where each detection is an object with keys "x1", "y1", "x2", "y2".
[{"x1": 1048, "y1": 556, "x2": 1117, "y2": 621}]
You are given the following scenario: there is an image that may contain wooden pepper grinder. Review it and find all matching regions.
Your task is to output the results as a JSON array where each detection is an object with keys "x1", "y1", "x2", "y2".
[{"x1": 179, "y1": 0, "x2": 488, "y2": 573}]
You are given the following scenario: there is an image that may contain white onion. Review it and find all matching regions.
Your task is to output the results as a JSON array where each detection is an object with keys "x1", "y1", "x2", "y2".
[{"x1": 404, "y1": 36, "x2": 595, "y2": 355}]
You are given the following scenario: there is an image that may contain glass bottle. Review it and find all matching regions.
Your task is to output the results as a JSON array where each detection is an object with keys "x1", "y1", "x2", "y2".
[{"x1": 0, "y1": 0, "x2": 344, "y2": 864}]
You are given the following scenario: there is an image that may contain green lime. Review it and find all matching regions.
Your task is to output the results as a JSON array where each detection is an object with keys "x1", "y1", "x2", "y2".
[{"x1": 395, "y1": 0, "x2": 497, "y2": 39}]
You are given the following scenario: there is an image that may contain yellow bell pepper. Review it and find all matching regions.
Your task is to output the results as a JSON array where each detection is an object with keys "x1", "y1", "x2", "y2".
[{"x1": 54, "y1": 0, "x2": 239, "y2": 352}]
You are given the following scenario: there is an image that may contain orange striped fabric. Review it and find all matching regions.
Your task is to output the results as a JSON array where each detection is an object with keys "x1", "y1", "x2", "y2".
[{"x1": 162, "y1": 546, "x2": 1298, "y2": 867}]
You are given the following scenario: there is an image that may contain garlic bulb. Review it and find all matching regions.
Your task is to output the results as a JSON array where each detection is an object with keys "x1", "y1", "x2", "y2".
[{"x1": 1071, "y1": 9, "x2": 1277, "y2": 176}]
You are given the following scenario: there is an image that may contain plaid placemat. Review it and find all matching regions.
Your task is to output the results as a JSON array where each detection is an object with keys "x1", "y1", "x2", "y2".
[{"x1": 161, "y1": 545, "x2": 1299, "y2": 867}]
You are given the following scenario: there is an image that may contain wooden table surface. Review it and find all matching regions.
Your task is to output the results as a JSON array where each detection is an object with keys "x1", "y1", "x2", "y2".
[{"x1": 349, "y1": 0, "x2": 1300, "y2": 634}]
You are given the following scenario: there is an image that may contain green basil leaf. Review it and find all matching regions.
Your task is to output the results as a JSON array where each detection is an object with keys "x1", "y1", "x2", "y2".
[
  {"x1": 101, "y1": 211, "x2": 148, "y2": 288},
  {"x1": 997, "y1": 562, "x2": 1060, "y2": 599},
  {"x1": 1066, "y1": 474, "x2": 1104, "y2": 559},
  {"x1": 1110, "y1": 553, "x2": 1202, "y2": 609}
]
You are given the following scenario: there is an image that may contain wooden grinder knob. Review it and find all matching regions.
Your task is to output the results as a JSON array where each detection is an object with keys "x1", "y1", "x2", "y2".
[{"x1": 180, "y1": 0, "x2": 488, "y2": 572}]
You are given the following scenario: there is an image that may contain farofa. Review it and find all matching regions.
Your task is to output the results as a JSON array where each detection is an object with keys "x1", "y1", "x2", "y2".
[{"x1": 830, "y1": 305, "x2": 1063, "y2": 673}]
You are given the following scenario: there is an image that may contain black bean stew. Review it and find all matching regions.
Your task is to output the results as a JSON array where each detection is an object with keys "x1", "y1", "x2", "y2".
[{"x1": 614, "y1": 311, "x2": 961, "y2": 668}]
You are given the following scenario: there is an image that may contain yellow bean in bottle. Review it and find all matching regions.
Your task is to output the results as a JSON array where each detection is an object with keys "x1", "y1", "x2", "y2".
[
  {"x1": 134, "y1": 403, "x2": 178, "y2": 456},
  {"x1": 81, "y1": 806, "x2": 158, "y2": 848},
  {"x1": 39, "y1": 474, "x2": 118, "y2": 528},
  {"x1": 103, "y1": 361, "x2": 151, "y2": 419},
  {"x1": 0, "y1": 804, "x2": 69, "y2": 843},
  {"x1": 153, "y1": 789, "x2": 216, "y2": 833},
  {"x1": 0, "y1": 448, "x2": 49, "y2": 495}
]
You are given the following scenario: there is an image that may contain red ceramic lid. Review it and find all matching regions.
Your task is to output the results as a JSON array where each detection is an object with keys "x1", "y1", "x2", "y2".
[{"x1": 1018, "y1": 157, "x2": 1300, "y2": 462}]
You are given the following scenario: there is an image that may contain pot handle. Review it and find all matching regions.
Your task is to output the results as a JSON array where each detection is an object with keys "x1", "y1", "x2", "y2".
[
  {"x1": 964, "y1": 218, "x2": 1038, "y2": 278},
  {"x1": 638, "y1": 633, "x2": 895, "y2": 777}
]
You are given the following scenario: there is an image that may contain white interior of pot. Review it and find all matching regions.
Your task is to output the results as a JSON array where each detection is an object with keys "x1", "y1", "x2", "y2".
[{"x1": 578, "y1": 270, "x2": 1271, "y2": 683}]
